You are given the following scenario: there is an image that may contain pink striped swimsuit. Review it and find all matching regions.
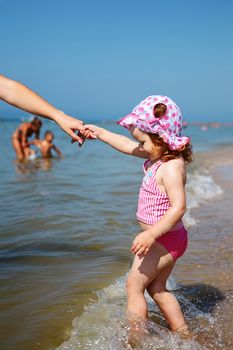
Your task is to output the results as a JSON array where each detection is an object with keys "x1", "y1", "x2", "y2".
[{"x1": 137, "y1": 159, "x2": 188, "y2": 260}]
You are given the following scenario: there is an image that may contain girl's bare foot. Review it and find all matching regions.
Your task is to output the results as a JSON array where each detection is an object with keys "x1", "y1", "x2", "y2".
[{"x1": 173, "y1": 324, "x2": 192, "y2": 339}]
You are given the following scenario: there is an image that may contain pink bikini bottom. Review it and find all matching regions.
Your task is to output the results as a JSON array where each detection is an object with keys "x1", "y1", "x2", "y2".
[{"x1": 156, "y1": 226, "x2": 188, "y2": 260}]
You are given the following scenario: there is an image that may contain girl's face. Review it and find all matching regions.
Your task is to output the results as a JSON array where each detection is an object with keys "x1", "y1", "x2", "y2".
[{"x1": 130, "y1": 127, "x2": 166, "y2": 161}]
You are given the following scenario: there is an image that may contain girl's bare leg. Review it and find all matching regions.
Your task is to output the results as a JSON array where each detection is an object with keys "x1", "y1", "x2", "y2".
[
  {"x1": 146, "y1": 265, "x2": 188, "y2": 333},
  {"x1": 126, "y1": 242, "x2": 174, "y2": 320}
]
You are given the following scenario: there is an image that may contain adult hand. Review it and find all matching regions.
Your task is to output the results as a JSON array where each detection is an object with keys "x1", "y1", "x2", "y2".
[
  {"x1": 54, "y1": 112, "x2": 85, "y2": 144},
  {"x1": 71, "y1": 124, "x2": 98, "y2": 144},
  {"x1": 131, "y1": 231, "x2": 155, "y2": 257}
]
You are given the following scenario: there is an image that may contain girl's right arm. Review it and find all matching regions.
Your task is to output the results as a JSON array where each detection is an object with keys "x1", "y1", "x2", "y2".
[{"x1": 84, "y1": 125, "x2": 148, "y2": 158}]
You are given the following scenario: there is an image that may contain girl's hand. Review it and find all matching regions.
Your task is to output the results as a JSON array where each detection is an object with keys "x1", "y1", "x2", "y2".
[
  {"x1": 82, "y1": 124, "x2": 102, "y2": 138},
  {"x1": 131, "y1": 231, "x2": 155, "y2": 257},
  {"x1": 71, "y1": 124, "x2": 99, "y2": 145}
]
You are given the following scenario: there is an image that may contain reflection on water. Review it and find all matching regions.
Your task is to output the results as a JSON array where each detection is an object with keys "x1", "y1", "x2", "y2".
[{"x1": 15, "y1": 157, "x2": 56, "y2": 174}]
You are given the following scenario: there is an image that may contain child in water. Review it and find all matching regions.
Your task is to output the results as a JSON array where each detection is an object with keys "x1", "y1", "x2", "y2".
[
  {"x1": 83, "y1": 96, "x2": 193, "y2": 335},
  {"x1": 29, "y1": 130, "x2": 62, "y2": 158}
]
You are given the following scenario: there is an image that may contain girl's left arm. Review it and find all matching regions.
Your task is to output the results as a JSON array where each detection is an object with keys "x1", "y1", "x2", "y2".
[{"x1": 132, "y1": 159, "x2": 187, "y2": 257}]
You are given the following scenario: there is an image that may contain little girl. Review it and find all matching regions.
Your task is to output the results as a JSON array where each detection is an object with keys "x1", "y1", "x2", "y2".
[{"x1": 83, "y1": 95, "x2": 193, "y2": 335}]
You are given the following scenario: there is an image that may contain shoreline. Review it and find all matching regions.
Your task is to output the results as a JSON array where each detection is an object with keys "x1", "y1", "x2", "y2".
[
  {"x1": 194, "y1": 143, "x2": 233, "y2": 170},
  {"x1": 173, "y1": 146, "x2": 233, "y2": 349},
  {"x1": 175, "y1": 144, "x2": 233, "y2": 286}
]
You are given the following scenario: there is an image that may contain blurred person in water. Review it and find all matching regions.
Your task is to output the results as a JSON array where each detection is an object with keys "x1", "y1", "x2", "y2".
[
  {"x1": 12, "y1": 117, "x2": 42, "y2": 160},
  {"x1": 82, "y1": 96, "x2": 193, "y2": 338},
  {"x1": 29, "y1": 130, "x2": 62, "y2": 159},
  {"x1": 0, "y1": 74, "x2": 87, "y2": 160}
]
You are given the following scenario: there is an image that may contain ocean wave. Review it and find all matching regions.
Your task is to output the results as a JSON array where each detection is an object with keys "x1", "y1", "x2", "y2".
[
  {"x1": 184, "y1": 171, "x2": 223, "y2": 228},
  {"x1": 56, "y1": 275, "x2": 210, "y2": 350}
]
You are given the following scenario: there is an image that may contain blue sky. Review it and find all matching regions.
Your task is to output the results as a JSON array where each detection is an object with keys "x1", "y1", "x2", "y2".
[{"x1": 0, "y1": 0, "x2": 233, "y2": 121}]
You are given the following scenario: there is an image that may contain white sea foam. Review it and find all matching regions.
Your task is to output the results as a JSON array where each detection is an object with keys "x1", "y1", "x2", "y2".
[
  {"x1": 56, "y1": 275, "x2": 209, "y2": 350},
  {"x1": 184, "y1": 171, "x2": 223, "y2": 227}
]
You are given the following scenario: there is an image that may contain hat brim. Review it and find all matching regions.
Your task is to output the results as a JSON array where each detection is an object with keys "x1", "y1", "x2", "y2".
[
  {"x1": 117, "y1": 114, "x2": 190, "y2": 150},
  {"x1": 117, "y1": 113, "x2": 139, "y2": 128}
]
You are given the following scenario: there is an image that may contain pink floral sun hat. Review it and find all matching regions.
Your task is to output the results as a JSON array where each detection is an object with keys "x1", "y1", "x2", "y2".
[{"x1": 117, "y1": 95, "x2": 190, "y2": 150}]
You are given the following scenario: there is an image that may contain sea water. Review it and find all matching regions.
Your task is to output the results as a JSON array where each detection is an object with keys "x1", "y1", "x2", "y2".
[{"x1": 0, "y1": 119, "x2": 233, "y2": 349}]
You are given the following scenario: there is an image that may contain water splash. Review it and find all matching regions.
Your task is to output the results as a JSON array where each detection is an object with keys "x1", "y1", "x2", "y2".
[{"x1": 56, "y1": 276, "x2": 215, "y2": 350}]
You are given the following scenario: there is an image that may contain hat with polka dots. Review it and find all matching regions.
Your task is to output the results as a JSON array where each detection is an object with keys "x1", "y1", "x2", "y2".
[{"x1": 117, "y1": 95, "x2": 190, "y2": 150}]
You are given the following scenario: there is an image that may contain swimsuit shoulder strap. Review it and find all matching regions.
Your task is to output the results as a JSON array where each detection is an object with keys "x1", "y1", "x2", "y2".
[
  {"x1": 143, "y1": 159, "x2": 151, "y2": 171},
  {"x1": 143, "y1": 159, "x2": 164, "y2": 175},
  {"x1": 150, "y1": 159, "x2": 164, "y2": 172}
]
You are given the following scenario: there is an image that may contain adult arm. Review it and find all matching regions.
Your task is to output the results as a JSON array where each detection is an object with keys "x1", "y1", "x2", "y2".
[
  {"x1": 22, "y1": 130, "x2": 29, "y2": 148},
  {"x1": 0, "y1": 74, "x2": 84, "y2": 143},
  {"x1": 17, "y1": 124, "x2": 31, "y2": 148},
  {"x1": 34, "y1": 128, "x2": 40, "y2": 140}
]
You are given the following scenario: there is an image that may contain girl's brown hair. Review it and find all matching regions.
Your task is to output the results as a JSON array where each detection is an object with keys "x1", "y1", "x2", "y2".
[
  {"x1": 151, "y1": 103, "x2": 193, "y2": 164},
  {"x1": 149, "y1": 133, "x2": 193, "y2": 164}
]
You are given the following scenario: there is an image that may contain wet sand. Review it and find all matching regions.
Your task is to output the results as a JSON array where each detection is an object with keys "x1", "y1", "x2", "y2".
[
  {"x1": 174, "y1": 145, "x2": 233, "y2": 349},
  {"x1": 177, "y1": 144, "x2": 233, "y2": 288}
]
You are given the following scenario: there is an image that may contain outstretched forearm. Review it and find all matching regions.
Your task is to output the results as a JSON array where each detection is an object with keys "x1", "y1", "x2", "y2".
[
  {"x1": 98, "y1": 127, "x2": 135, "y2": 153},
  {"x1": 0, "y1": 74, "x2": 85, "y2": 142},
  {"x1": 0, "y1": 75, "x2": 63, "y2": 122},
  {"x1": 93, "y1": 126, "x2": 146, "y2": 158}
]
